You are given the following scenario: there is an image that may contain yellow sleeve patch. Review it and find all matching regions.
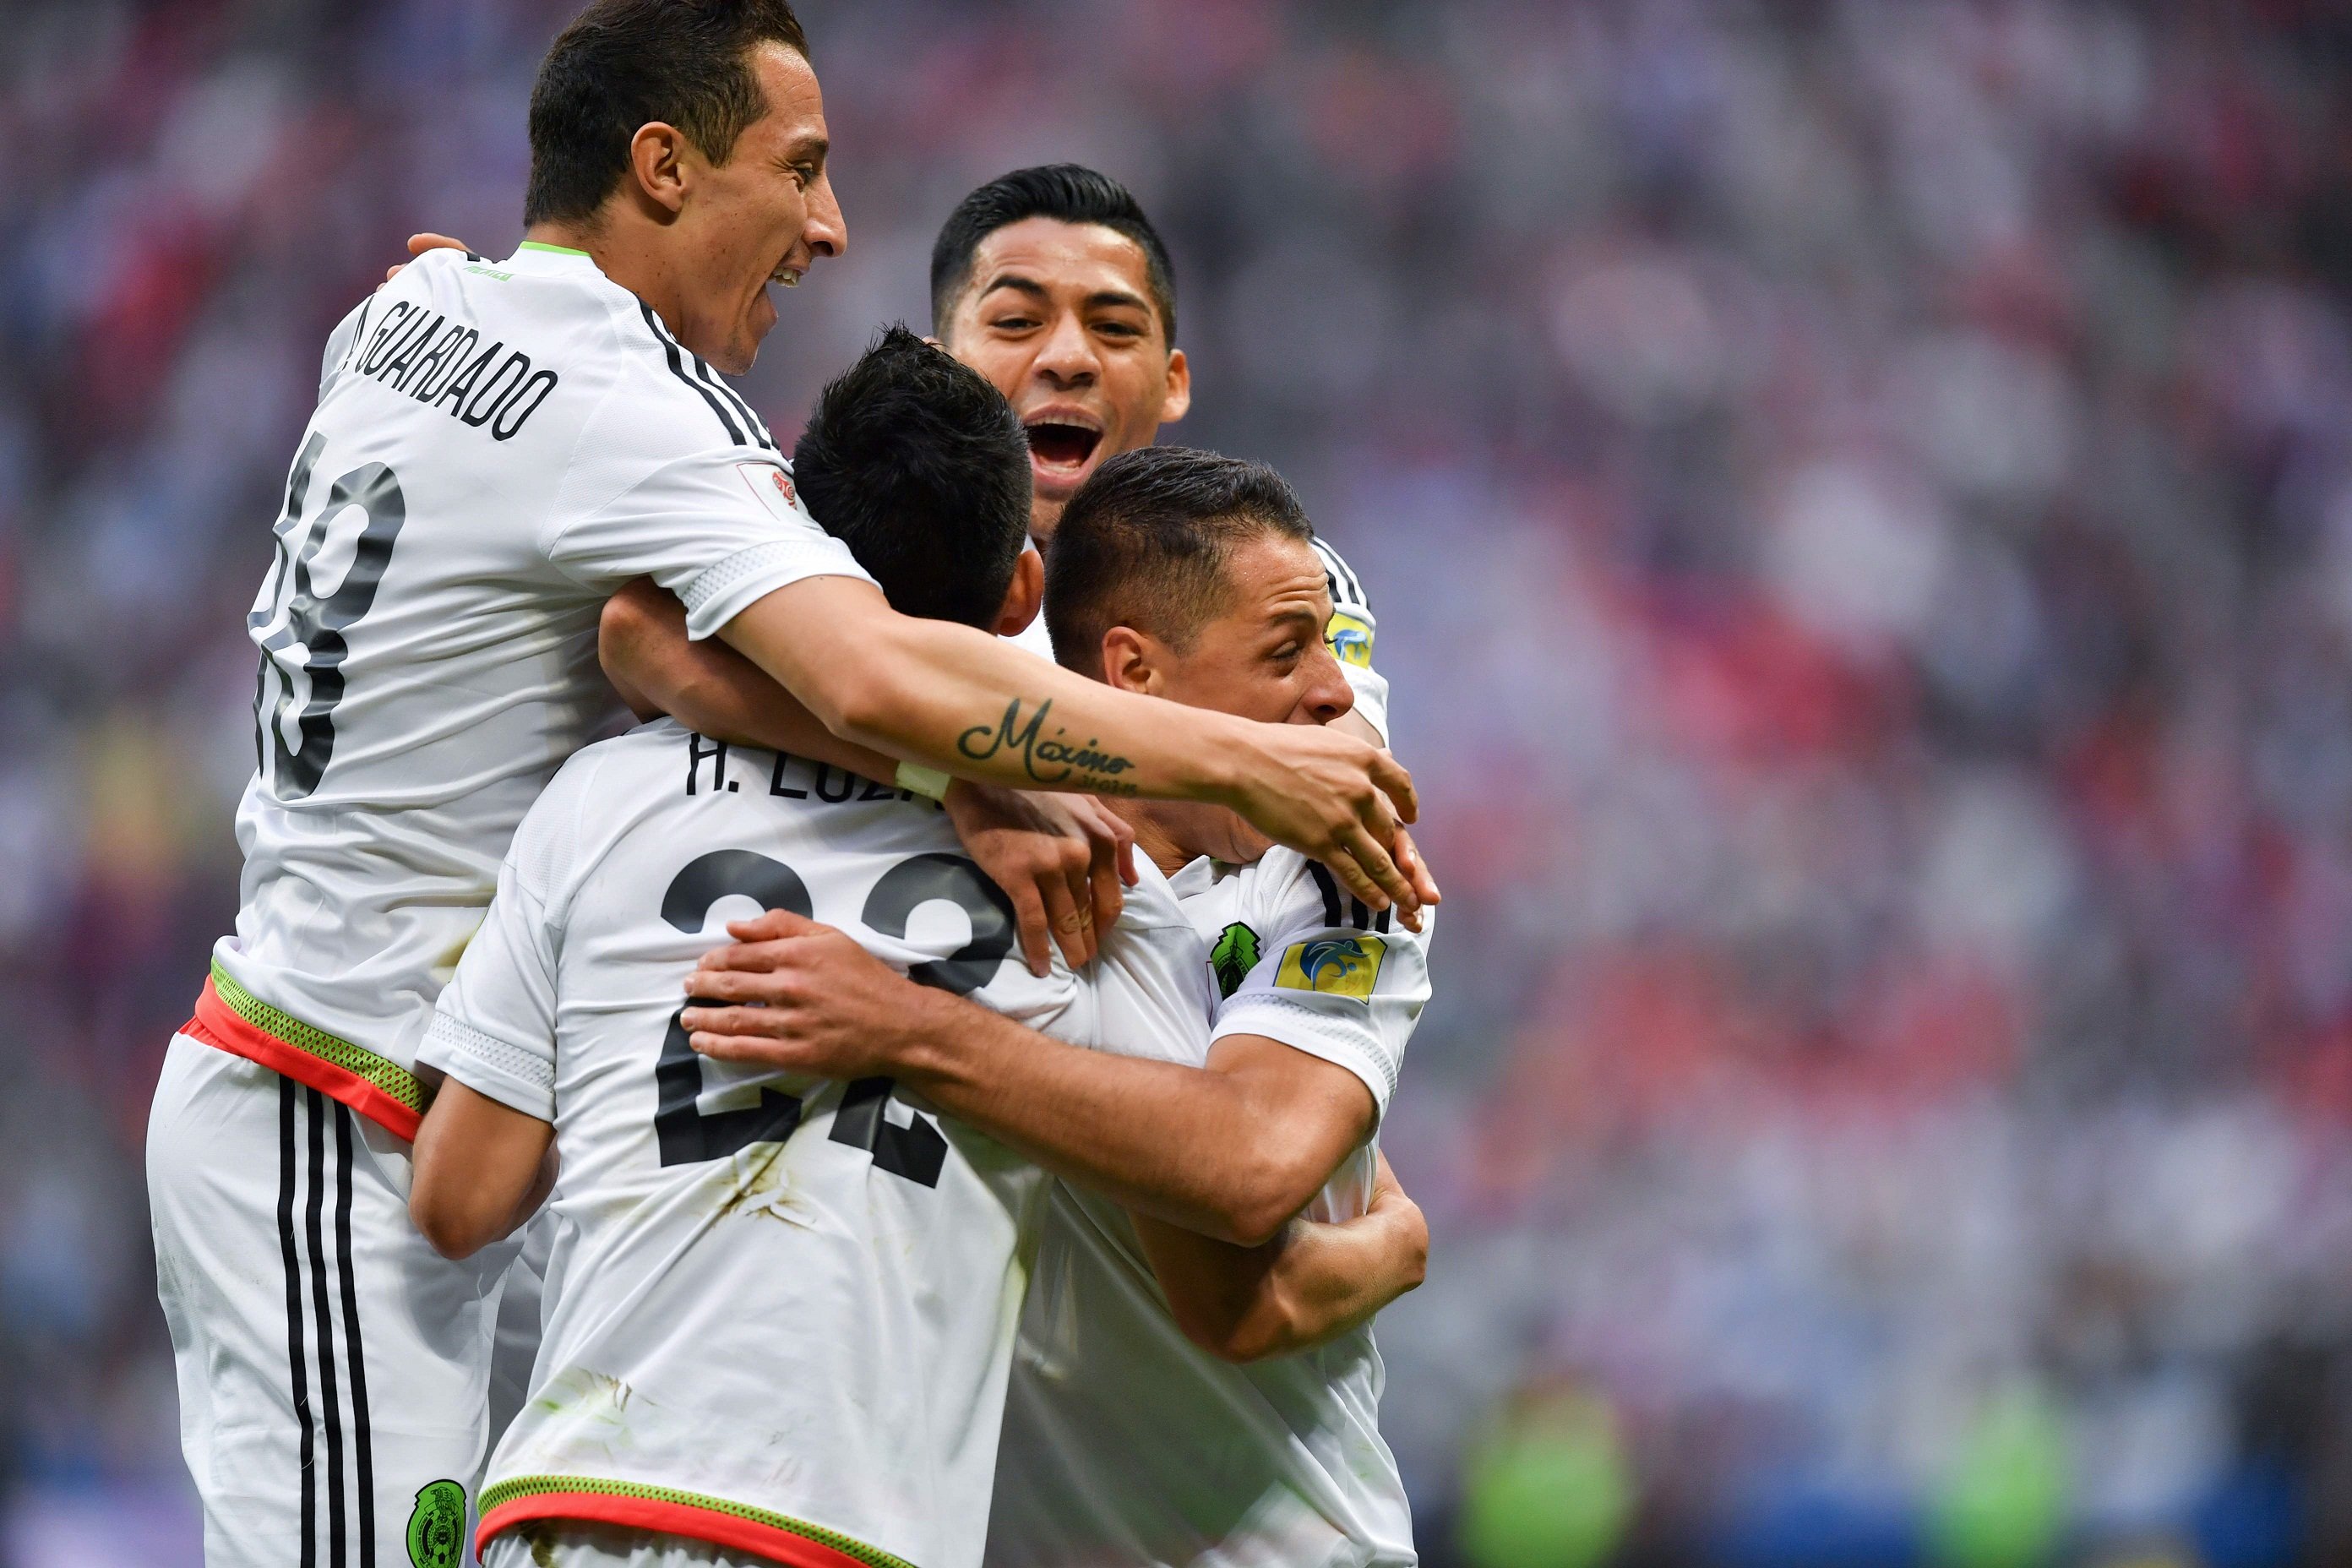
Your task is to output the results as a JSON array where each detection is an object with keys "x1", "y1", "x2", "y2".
[
  {"x1": 1326, "y1": 609, "x2": 1375, "y2": 669},
  {"x1": 1274, "y1": 934, "x2": 1387, "y2": 999}
]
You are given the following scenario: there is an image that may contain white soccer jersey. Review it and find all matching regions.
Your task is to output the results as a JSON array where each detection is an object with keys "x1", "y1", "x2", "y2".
[
  {"x1": 191, "y1": 242, "x2": 872, "y2": 1139},
  {"x1": 987, "y1": 847, "x2": 1432, "y2": 1568},
  {"x1": 417, "y1": 719, "x2": 1214, "y2": 1568}
]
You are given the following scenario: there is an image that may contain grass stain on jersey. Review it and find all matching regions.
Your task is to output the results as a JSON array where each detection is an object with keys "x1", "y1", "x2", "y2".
[
  {"x1": 1211, "y1": 922, "x2": 1261, "y2": 999},
  {"x1": 715, "y1": 1141, "x2": 817, "y2": 1229}
]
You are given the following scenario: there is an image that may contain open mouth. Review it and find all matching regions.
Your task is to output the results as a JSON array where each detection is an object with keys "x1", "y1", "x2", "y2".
[{"x1": 1025, "y1": 422, "x2": 1102, "y2": 471}]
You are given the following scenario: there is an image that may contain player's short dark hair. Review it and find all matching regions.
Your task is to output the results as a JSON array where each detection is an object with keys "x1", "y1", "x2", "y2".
[
  {"x1": 929, "y1": 165, "x2": 1178, "y2": 343},
  {"x1": 525, "y1": 0, "x2": 810, "y2": 227},
  {"x1": 793, "y1": 325, "x2": 1032, "y2": 630},
  {"x1": 1045, "y1": 447, "x2": 1314, "y2": 673}
]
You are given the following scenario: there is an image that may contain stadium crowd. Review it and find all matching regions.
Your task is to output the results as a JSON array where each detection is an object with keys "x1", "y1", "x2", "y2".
[{"x1": 5, "y1": 1, "x2": 2352, "y2": 1563}]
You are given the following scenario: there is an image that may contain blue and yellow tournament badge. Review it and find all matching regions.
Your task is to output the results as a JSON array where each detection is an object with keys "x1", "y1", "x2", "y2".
[
  {"x1": 1276, "y1": 934, "x2": 1387, "y2": 999},
  {"x1": 1326, "y1": 609, "x2": 1375, "y2": 669}
]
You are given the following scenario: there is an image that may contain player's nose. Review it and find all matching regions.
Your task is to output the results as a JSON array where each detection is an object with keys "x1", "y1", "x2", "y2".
[
  {"x1": 1301, "y1": 644, "x2": 1355, "y2": 724},
  {"x1": 1033, "y1": 313, "x2": 1098, "y2": 384},
  {"x1": 805, "y1": 174, "x2": 847, "y2": 261}
]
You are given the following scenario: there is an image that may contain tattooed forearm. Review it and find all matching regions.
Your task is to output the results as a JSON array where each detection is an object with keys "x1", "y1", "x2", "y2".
[{"x1": 957, "y1": 699, "x2": 1140, "y2": 792}]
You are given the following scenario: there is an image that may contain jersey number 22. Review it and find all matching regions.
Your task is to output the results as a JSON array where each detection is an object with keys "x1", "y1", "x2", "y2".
[{"x1": 652, "y1": 848, "x2": 1016, "y2": 1184}]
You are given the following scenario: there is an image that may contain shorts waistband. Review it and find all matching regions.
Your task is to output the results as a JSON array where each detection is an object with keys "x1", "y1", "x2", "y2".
[
  {"x1": 477, "y1": 1474, "x2": 915, "y2": 1568},
  {"x1": 185, "y1": 961, "x2": 425, "y2": 1140}
]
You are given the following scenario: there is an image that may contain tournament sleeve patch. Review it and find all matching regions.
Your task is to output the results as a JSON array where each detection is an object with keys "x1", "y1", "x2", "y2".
[
  {"x1": 1274, "y1": 934, "x2": 1387, "y2": 999},
  {"x1": 1326, "y1": 608, "x2": 1375, "y2": 668}
]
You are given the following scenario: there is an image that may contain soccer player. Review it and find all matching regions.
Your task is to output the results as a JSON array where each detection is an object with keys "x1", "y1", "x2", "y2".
[
  {"x1": 918, "y1": 165, "x2": 1390, "y2": 750},
  {"x1": 591, "y1": 164, "x2": 1415, "y2": 959},
  {"x1": 688, "y1": 448, "x2": 1432, "y2": 1567},
  {"x1": 147, "y1": 4, "x2": 1417, "y2": 1565},
  {"x1": 406, "y1": 331, "x2": 1409, "y2": 1568}
]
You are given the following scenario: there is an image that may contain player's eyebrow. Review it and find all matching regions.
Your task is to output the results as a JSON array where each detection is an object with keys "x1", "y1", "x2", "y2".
[{"x1": 979, "y1": 275, "x2": 1152, "y2": 316}]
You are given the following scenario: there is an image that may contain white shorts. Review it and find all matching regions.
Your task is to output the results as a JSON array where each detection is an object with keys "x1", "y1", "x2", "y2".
[
  {"x1": 484, "y1": 1521, "x2": 779, "y2": 1568},
  {"x1": 149, "y1": 1033, "x2": 523, "y2": 1567}
]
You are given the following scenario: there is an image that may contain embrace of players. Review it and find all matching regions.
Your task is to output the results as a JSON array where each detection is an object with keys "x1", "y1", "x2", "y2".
[{"x1": 145, "y1": 3, "x2": 1438, "y2": 1567}]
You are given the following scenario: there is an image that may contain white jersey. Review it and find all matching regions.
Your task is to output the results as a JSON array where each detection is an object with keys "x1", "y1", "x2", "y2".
[
  {"x1": 193, "y1": 242, "x2": 871, "y2": 1138},
  {"x1": 417, "y1": 720, "x2": 1215, "y2": 1568},
  {"x1": 988, "y1": 847, "x2": 1432, "y2": 1568}
]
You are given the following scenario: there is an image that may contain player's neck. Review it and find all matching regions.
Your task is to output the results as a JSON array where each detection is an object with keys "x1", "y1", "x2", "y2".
[
  {"x1": 1125, "y1": 799, "x2": 1255, "y2": 877},
  {"x1": 522, "y1": 218, "x2": 688, "y2": 346}
]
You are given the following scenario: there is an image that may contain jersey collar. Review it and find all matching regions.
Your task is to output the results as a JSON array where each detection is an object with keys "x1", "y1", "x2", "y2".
[{"x1": 501, "y1": 240, "x2": 600, "y2": 272}]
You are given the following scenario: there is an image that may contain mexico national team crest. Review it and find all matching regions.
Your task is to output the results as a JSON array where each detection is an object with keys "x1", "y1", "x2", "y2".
[
  {"x1": 1276, "y1": 934, "x2": 1387, "y2": 999},
  {"x1": 406, "y1": 1478, "x2": 467, "y2": 1568},
  {"x1": 1325, "y1": 609, "x2": 1375, "y2": 669}
]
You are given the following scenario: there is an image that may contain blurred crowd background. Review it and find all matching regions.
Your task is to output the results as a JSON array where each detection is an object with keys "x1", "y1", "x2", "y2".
[{"x1": 4, "y1": 0, "x2": 2351, "y2": 1564}]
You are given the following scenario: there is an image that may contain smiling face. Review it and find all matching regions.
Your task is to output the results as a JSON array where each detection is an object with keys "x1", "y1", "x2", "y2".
[
  {"x1": 941, "y1": 217, "x2": 1191, "y2": 538},
  {"x1": 666, "y1": 42, "x2": 846, "y2": 373},
  {"x1": 1149, "y1": 533, "x2": 1353, "y2": 728},
  {"x1": 1100, "y1": 531, "x2": 1354, "y2": 866}
]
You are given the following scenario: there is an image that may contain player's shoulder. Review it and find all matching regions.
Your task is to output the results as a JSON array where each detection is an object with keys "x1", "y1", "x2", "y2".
[{"x1": 588, "y1": 301, "x2": 786, "y2": 462}]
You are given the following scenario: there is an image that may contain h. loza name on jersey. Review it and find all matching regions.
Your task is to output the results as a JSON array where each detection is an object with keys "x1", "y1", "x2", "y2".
[
  {"x1": 686, "y1": 733, "x2": 922, "y2": 807},
  {"x1": 346, "y1": 299, "x2": 558, "y2": 441}
]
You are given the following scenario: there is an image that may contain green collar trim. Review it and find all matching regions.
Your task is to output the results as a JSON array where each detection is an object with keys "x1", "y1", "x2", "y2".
[{"x1": 517, "y1": 240, "x2": 591, "y2": 257}]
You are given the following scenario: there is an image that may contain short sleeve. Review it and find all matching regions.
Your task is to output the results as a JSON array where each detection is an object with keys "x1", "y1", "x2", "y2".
[
  {"x1": 545, "y1": 452, "x2": 875, "y2": 640},
  {"x1": 1211, "y1": 856, "x2": 1431, "y2": 1124},
  {"x1": 1312, "y1": 537, "x2": 1389, "y2": 745},
  {"x1": 417, "y1": 809, "x2": 569, "y2": 1120}
]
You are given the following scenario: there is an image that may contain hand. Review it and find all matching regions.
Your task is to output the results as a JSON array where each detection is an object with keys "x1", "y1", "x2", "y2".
[
  {"x1": 945, "y1": 782, "x2": 1136, "y2": 976},
  {"x1": 385, "y1": 231, "x2": 470, "y2": 281},
  {"x1": 1391, "y1": 826, "x2": 1442, "y2": 932},
  {"x1": 1228, "y1": 724, "x2": 1423, "y2": 916},
  {"x1": 679, "y1": 908, "x2": 946, "y2": 1077}
]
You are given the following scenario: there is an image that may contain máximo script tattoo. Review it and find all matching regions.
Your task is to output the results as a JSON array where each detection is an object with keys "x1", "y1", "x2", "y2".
[{"x1": 957, "y1": 699, "x2": 1140, "y2": 794}]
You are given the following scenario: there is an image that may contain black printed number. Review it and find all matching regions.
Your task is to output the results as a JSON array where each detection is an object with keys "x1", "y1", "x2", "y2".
[
  {"x1": 653, "y1": 848, "x2": 1018, "y2": 1187},
  {"x1": 252, "y1": 433, "x2": 408, "y2": 800}
]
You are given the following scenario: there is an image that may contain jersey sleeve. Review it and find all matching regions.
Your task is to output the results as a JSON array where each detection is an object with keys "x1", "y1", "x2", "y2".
[
  {"x1": 1211, "y1": 856, "x2": 1430, "y2": 1124},
  {"x1": 415, "y1": 769, "x2": 582, "y2": 1122},
  {"x1": 545, "y1": 450, "x2": 876, "y2": 640},
  {"x1": 1311, "y1": 537, "x2": 1390, "y2": 745}
]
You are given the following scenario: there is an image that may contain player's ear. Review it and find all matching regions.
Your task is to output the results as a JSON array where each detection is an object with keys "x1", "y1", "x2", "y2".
[
  {"x1": 626, "y1": 122, "x2": 691, "y2": 216},
  {"x1": 994, "y1": 549, "x2": 1044, "y2": 638},
  {"x1": 1098, "y1": 626, "x2": 1163, "y2": 696},
  {"x1": 1157, "y1": 348, "x2": 1191, "y2": 426}
]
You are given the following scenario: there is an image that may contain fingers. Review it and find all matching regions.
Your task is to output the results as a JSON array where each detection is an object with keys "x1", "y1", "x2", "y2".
[
  {"x1": 1059, "y1": 841, "x2": 1102, "y2": 968},
  {"x1": 721, "y1": 908, "x2": 825, "y2": 945},
  {"x1": 678, "y1": 1004, "x2": 793, "y2": 1037},
  {"x1": 1394, "y1": 826, "x2": 1443, "y2": 908},
  {"x1": 1086, "y1": 837, "x2": 1125, "y2": 944},
  {"x1": 1008, "y1": 882, "x2": 1054, "y2": 979},
  {"x1": 1369, "y1": 750, "x2": 1419, "y2": 827},
  {"x1": 409, "y1": 231, "x2": 467, "y2": 257},
  {"x1": 1038, "y1": 866, "x2": 1092, "y2": 972},
  {"x1": 1338, "y1": 821, "x2": 1417, "y2": 915},
  {"x1": 680, "y1": 968, "x2": 810, "y2": 1004},
  {"x1": 689, "y1": 1032, "x2": 809, "y2": 1065},
  {"x1": 1319, "y1": 830, "x2": 1391, "y2": 912}
]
